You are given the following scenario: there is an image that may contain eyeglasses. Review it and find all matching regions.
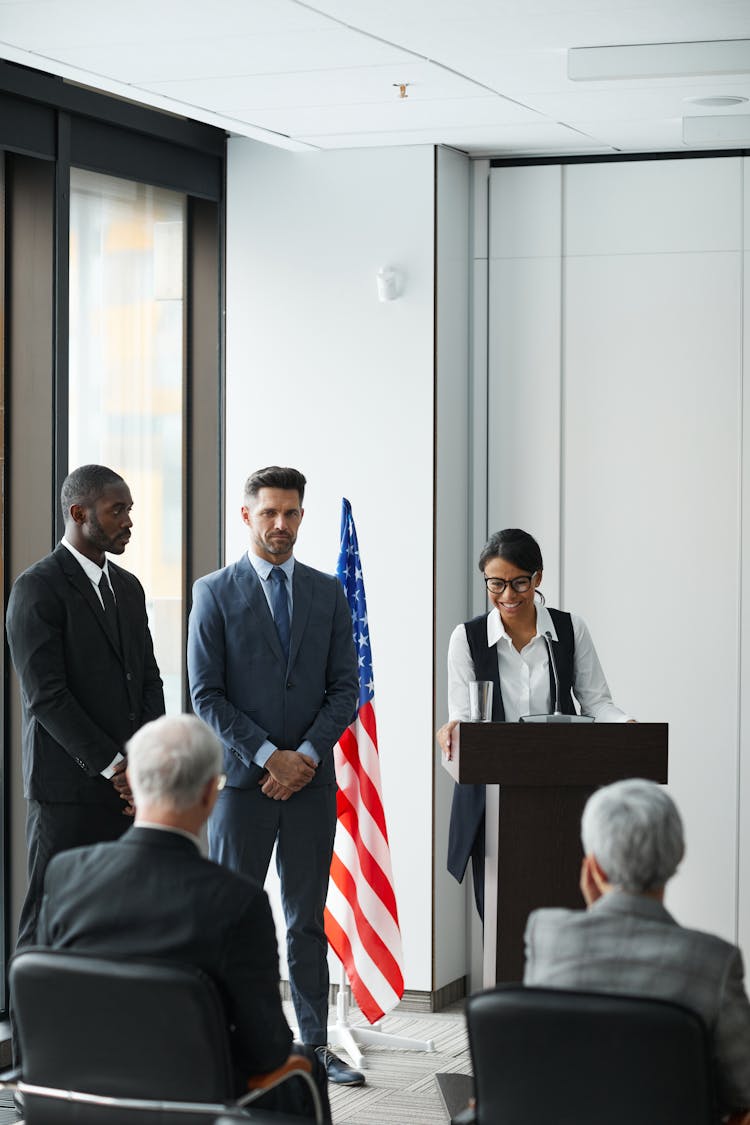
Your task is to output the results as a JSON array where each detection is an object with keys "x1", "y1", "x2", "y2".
[
  {"x1": 217, "y1": 773, "x2": 227, "y2": 791},
  {"x1": 483, "y1": 572, "x2": 537, "y2": 595}
]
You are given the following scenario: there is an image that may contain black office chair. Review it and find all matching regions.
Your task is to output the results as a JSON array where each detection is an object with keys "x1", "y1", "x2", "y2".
[
  {"x1": 454, "y1": 984, "x2": 718, "y2": 1125},
  {"x1": 3, "y1": 948, "x2": 324, "y2": 1125}
]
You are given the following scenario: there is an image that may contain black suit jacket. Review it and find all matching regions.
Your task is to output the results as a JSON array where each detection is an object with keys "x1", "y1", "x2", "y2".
[
  {"x1": 6, "y1": 544, "x2": 165, "y2": 804},
  {"x1": 37, "y1": 826, "x2": 293, "y2": 1086}
]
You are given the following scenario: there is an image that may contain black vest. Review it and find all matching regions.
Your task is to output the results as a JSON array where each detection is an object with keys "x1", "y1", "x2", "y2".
[
  {"x1": 446, "y1": 607, "x2": 576, "y2": 883},
  {"x1": 463, "y1": 606, "x2": 576, "y2": 719}
]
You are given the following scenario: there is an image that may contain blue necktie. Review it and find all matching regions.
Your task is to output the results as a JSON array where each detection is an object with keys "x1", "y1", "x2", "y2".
[{"x1": 269, "y1": 567, "x2": 290, "y2": 662}]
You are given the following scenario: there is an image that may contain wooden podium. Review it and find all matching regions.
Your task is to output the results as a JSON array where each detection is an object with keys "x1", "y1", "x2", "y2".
[{"x1": 443, "y1": 722, "x2": 668, "y2": 986}]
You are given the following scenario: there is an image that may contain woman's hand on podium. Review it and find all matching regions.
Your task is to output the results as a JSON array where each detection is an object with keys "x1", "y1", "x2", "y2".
[{"x1": 437, "y1": 720, "x2": 458, "y2": 760}]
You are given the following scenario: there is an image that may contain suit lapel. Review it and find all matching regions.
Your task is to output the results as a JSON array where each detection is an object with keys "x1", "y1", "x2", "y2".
[
  {"x1": 108, "y1": 564, "x2": 131, "y2": 658},
  {"x1": 54, "y1": 545, "x2": 123, "y2": 660},
  {"x1": 233, "y1": 555, "x2": 287, "y2": 668}
]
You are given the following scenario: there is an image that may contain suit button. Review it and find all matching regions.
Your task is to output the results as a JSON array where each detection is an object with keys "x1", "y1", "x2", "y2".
[
  {"x1": 286, "y1": 681, "x2": 292, "y2": 689},
  {"x1": 128, "y1": 713, "x2": 135, "y2": 722},
  {"x1": 126, "y1": 672, "x2": 132, "y2": 681}
]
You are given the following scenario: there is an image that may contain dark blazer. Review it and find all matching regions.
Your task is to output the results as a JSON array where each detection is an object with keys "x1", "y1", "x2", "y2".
[
  {"x1": 6, "y1": 544, "x2": 165, "y2": 804},
  {"x1": 187, "y1": 554, "x2": 358, "y2": 788},
  {"x1": 37, "y1": 826, "x2": 293, "y2": 1087},
  {"x1": 525, "y1": 891, "x2": 750, "y2": 1112}
]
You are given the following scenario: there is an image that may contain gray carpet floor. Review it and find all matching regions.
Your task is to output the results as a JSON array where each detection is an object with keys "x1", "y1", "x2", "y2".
[{"x1": 314, "y1": 1005, "x2": 473, "y2": 1125}]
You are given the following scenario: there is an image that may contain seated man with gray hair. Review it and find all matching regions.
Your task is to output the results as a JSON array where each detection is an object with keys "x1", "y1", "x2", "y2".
[
  {"x1": 524, "y1": 778, "x2": 750, "y2": 1123},
  {"x1": 37, "y1": 713, "x2": 329, "y2": 1121}
]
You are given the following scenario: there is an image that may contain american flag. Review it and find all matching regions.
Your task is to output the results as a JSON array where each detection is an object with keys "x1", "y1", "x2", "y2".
[{"x1": 324, "y1": 498, "x2": 405, "y2": 1023}]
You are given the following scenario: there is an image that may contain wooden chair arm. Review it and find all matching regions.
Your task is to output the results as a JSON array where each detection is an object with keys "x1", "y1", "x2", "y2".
[{"x1": 246, "y1": 1052, "x2": 313, "y2": 1091}]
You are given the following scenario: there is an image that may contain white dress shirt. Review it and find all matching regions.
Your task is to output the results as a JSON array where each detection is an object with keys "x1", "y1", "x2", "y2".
[
  {"x1": 60, "y1": 537, "x2": 124, "y2": 777},
  {"x1": 447, "y1": 602, "x2": 630, "y2": 723}
]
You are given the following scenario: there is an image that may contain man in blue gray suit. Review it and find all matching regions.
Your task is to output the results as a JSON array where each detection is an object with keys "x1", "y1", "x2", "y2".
[
  {"x1": 524, "y1": 779, "x2": 750, "y2": 1121},
  {"x1": 187, "y1": 466, "x2": 362, "y2": 1087}
]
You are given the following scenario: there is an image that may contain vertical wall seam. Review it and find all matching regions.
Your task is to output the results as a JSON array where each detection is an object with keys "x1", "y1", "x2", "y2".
[
  {"x1": 559, "y1": 165, "x2": 566, "y2": 606},
  {"x1": 736, "y1": 156, "x2": 745, "y2": 946}
]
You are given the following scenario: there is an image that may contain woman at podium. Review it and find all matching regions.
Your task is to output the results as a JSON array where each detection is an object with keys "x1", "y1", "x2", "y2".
[{"x1": 437, "y1": 528, "x2": 632, "y2": 919}]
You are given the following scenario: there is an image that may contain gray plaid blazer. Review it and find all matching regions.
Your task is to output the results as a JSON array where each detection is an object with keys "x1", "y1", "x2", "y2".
[{"x1": 524, "y1": 890, "x2": 750, "y2": 1112}]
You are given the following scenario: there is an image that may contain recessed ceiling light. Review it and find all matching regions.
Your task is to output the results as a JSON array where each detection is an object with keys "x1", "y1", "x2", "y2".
[{"x1": 686, "y1": 95, "x2": 748, "y2": 107}]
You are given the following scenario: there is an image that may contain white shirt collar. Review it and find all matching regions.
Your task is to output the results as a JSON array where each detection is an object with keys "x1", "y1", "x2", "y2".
[
  {"x1": 61, "y1": 536, "x2": 112, "y2": 587},
  {"x1": 246, "y1": 550, "x2": 295, "y2": 583},
  {"x1": 486, "y1": 599, "x2": 557, "y2": 647}
]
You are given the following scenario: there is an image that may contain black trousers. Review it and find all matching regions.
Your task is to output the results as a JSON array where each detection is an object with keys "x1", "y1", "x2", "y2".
[
  {"x1": 209, "y1": 784, "x2": 337, "y2": 1045},
  {"x1": 18, "y1": 799, "x2": 130, "y2": 949},
  {"x1": 12, "y1": 799, "x2": 130, "y2": 1066},
  {"x1": 248, "y1": 1045, "x2": 332, "y2": 1122}
]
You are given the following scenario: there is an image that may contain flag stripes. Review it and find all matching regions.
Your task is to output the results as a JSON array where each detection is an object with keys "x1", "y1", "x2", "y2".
[{"x1": 324, "y1": 499, "x2": 405, "y2": 1024}]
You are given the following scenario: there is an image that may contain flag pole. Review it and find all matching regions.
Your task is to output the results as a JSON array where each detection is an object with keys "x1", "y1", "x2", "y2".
[
  {"x1": 324, "y1": 499, "x2": 436, "y2": 1067},
  {"x1": 327, "y1": 962, "x2": 435, "y2": 1068}
]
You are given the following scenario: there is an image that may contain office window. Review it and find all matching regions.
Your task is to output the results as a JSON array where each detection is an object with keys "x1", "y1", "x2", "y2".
[{"x1": 68, "y1": 169, "x2": 186, "y2": 713}]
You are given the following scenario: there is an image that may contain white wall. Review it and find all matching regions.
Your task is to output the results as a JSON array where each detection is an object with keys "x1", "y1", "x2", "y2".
[
  {"x1": 225, "y1": 139, "x2": 438, "y2": 992},
  {"x1": 487, "y1": 155, "x2": 748, "y2": 948}
]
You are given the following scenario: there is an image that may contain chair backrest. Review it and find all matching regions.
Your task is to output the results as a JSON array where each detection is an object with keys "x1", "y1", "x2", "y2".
[
  {"x1": 11, "y1": 948, "x2": 236, "y2": 1103},
  {"x1": 465, "y1": 984, "x2": 717, "y2": 1125}
]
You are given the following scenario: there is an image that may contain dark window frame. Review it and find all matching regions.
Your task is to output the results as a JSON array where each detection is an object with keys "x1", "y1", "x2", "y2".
[{"x1": 1, "y1": 60, "x2": 225, "y2": 1019}]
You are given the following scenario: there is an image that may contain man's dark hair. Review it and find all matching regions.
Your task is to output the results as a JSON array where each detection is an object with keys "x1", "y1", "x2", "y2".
[
  {"x1": 60, "y1": 465, "x2": 126, "y2": 520},
  {"x1": 244, "y1": 466, "x2": 306, "y2": 505},
  {"x1": 478, "y1": 528, "x2": 544, "y2": 575}
]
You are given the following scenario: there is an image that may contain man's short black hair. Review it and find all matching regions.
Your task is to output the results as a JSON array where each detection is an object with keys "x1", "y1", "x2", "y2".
[
  {"x1": 60, "y1": 465, "x2": 126, "y2": 520},
  {"x1": 243, "y1": 466, "x2": 306, "y2": 505}
]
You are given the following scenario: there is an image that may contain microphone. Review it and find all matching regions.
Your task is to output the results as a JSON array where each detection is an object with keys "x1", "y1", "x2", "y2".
[
  {"x1": 518, "y1": 628, "x2": 594, "y2": 724},
  {"x1": 544, "y1": 630, "x2": 562, "y2": 716}
]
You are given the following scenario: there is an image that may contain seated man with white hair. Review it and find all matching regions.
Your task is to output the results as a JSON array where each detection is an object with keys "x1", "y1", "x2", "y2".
[
  {"x1": 36, "y1": 713, "x2": 329, "y2": 1121},
  {"x1": 524, "y1": 778, "x2": 750, "y2": 1124}
]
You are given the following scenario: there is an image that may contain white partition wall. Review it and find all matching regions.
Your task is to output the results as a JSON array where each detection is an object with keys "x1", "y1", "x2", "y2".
[
  {"x1": 487, "y1": 155, "x2": 748, "y2": 947},
  {"x1": 225, "y1": 140, "x2": 472, "y2": 1003}
]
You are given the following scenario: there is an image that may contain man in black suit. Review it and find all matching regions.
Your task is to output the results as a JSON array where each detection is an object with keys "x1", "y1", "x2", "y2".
[
  {"x1": 6, "y1": 463, "x2": 165, "y2": 951},
  {"x1": 37, "y1": 713, "x2": 329, "y2": 1120}
]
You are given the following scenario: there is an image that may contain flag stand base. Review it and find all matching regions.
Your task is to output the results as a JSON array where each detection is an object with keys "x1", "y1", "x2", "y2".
[{"x1": 326, "y1": 966, "x2": 435, "y2": 1070}]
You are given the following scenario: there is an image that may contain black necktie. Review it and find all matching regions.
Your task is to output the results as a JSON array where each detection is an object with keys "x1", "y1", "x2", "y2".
[
  {"x1": 98, "y1": 571, "x2": 120, "y2": 647},
  {"x1": 269, "y1": 567, "x2": 290, "y2": 662}
]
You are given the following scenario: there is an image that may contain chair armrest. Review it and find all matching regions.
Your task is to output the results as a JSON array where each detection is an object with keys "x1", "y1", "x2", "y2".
[
  {"x1": 0, "y1": 1067, "x2": 21, "y2": 1087},
  {"x1": 245, "y1": 1053, "x2": 312, "y2": 1091},
  {"x1": 238, "y1": 1054, "x2": 324, "y2": 1124},
  {"x1": 451, "y1": 1107, "x2": 477, "y2": 1125}
]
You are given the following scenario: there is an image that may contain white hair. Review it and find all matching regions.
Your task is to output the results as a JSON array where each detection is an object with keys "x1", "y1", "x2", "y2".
[
  {"x1": 126, "y1": 714, "x2": 223, "y2": 812},
  {"x1": 581, "y1": 779, "x2": 684, "y2": 893}
]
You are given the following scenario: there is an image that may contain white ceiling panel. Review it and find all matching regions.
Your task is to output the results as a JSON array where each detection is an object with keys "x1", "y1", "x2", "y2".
[
  {"x1": 41, "y1": 29, "x2": 415, "y2": 85},
  {"x1": 300, "y1": 119, "x2": 607, "y2": 154},
  {"x1": 242, "y1": 95, "x2": 545, "y2": 138},
  {"x1": 524, "y1": 82, "x2": 750, "y2": 122},
  {"x1": 141, "y1": 62, "x2": 504, "y2": 114},
  {"x1": 0, "y1": 0, "x2": 749, "y2": 154},
  {"x1": 574, "y1": 117, "x2": 690, "y2": 151},
  {"x1": 0, "y1": 0, "x2": 330, "y2": 49}
]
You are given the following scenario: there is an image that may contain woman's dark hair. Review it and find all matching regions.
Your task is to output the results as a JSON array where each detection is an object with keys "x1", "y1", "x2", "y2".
[{"x1": 478, "y1": 528, "x2": 543, "y2": 575}]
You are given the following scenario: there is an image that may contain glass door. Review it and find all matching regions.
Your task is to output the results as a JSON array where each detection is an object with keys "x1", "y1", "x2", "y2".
[{"x1": 68, "y1": 169, "x2": 186, "y2": 713}]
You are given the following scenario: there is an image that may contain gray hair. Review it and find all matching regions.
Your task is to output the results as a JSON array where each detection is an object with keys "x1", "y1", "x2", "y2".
[
  {"x1": 126, "y1": 714, "x2": 223, "y2": 812},
  {"x1": 581, "y1": 779, "x2": 685, "y2": 893}
]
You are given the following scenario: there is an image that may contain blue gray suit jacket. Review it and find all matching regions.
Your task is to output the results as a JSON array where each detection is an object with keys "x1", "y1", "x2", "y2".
[
  {"x1": 187, "y1": 554, "x2": 358, "y2": 789},
  {"x1": 524, "y1": 890, "x2": 750, "y2": 1112}
]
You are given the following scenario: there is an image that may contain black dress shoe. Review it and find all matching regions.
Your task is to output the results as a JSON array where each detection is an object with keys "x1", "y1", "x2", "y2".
[{"x1": 314, "y1": 1046, "x2": 365, "y2": 1086}]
